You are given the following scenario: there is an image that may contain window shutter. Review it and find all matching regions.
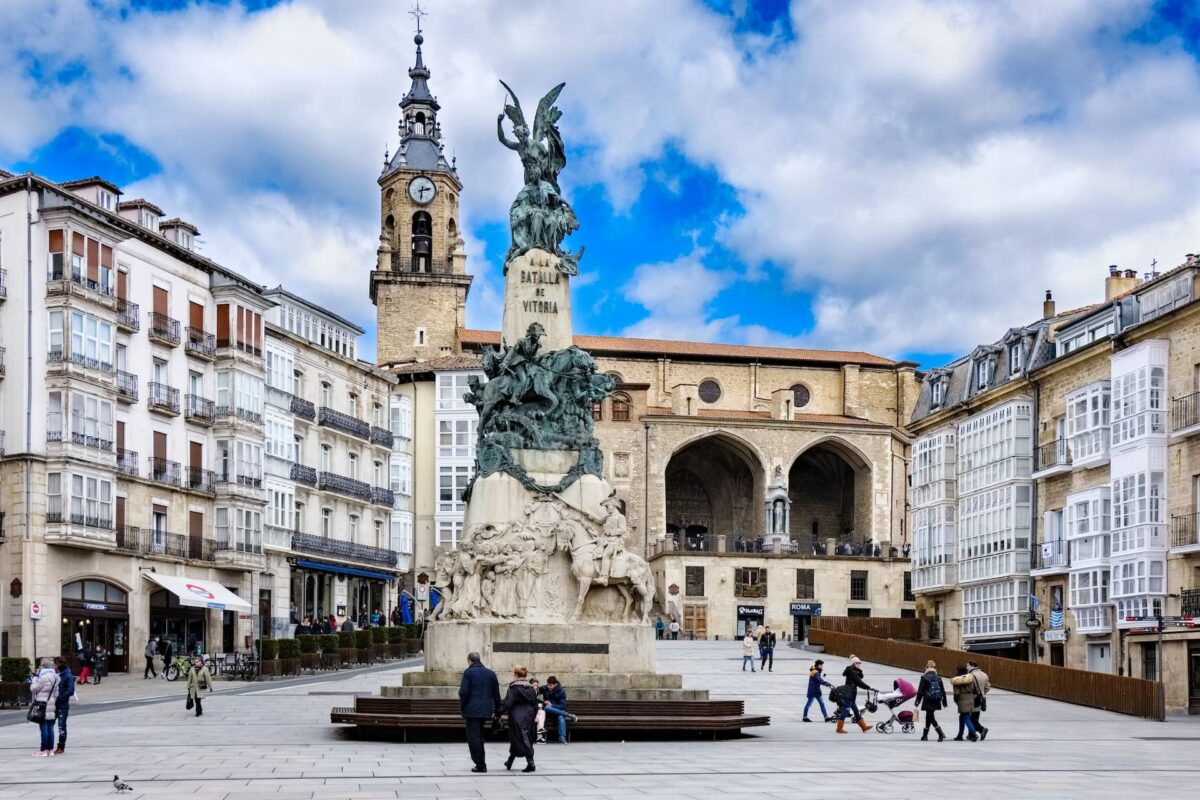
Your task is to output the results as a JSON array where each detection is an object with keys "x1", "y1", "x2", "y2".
[
  {"x1": 101, "y1": 244, "x2": 113, "y2": 269},
  {"x1": 86, "y1": 238, "x2": 99, "y2": 282},
  {"x1": 116, "y1": 270, "x2": 127, "y2": 300},
  {"x1": 49, "y1": 229, "x2": 64, "y2": 253},
  {"x1": 189, "y1": 301, "x2": 204, "y2": 331},
  {"x1": 116, "y1": 420, "x2": 125, "y2": 452},
  {"x1": 236, "y1": 306, "x2": 245, "y2": 350},
  {"x1": 72, "y1": 232, "x2": 85, "y2": 256},
  {"x1": 153, "y1": 431, "x2": 167, "y2": 461},
  {"x1": 153, "y1": 286, "x2": 168, "y2": 316}
]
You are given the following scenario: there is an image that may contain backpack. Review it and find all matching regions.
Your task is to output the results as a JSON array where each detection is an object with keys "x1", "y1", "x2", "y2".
[
  {"x1": 828, "y1": 685, "x2": 844, "y2": 704},
  {"x1": 924, "y1": 676, "x2": 944, "y2": 704}
]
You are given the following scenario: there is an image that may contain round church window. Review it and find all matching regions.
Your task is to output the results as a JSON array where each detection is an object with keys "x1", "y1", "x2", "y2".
[
  {"x1": 698, "y1": 380, "x2": 722, "y2": 403},
  {"x1": 792, "y1": 384, "x2": 811, "y2": 408}
]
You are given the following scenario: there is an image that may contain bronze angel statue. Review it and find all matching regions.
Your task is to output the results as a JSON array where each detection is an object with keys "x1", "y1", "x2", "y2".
[{"x1": 497, "y1": 80, "x2": 584, "y2": 275}]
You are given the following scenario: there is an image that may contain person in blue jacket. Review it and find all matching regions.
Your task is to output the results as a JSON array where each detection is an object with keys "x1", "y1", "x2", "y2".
[
  {"x1": 803, "y1": 659, "x2": 834, "y2": 722},
  {"x1": 53, "y1": 657, "x2": 76, "y2": 754}
]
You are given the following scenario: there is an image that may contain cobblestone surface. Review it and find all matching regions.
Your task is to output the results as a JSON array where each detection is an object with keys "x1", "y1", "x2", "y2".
[{"x1": 0, "y1": 641, "x2": 1196, "y2": 799}]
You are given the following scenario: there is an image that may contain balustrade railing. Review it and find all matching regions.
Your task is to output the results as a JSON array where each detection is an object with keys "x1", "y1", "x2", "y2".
[
  {"x1": 185, "y1": 327, "x2": 216, "y2": 358},
  {"x1": 290, "y1": 463, "x2": 317, "y2": 486},
  {"x1": 147, "y1": 312, "x2": 181, "y2": 345},
  {"x1": 290, "y1": 395, "x2": 316, "y2": 421},
  {"x1": 116, "y1": 370, "x2": 138, "y2": 402},
  {"x1": 318, "y1": 471, "x2": 372, "y2": 501},
  {"x1": 318, "y1": 406, "x2": 371, "y2": 439},
  {"x1": 290, "y1": 530, "x2": 397, "y2": 567},
  {"x1": 148, "y1": 382, "x2": 180, "y2": 414}
]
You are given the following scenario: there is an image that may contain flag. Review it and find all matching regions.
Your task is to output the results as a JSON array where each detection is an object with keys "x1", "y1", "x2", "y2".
[
  {"x1": 1050, "y1": 597, "x2": 1064, "y2": 629},
  {"x1": 1029, "y1": 594, "x2": 1040, "y2": 613}
]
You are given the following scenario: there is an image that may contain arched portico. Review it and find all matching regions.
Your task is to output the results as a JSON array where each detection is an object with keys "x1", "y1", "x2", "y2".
[
  {"x1": 664, "y1": 432, "x2": 767, "y2": 549},
  {"x1": 788, "y1": 437, "x2": 873, "y2": 553}
]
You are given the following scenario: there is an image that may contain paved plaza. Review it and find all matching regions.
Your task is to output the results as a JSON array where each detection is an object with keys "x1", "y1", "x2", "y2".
[{"x1": 0, "y1": 640, "x2": 1197, "y2": 799}]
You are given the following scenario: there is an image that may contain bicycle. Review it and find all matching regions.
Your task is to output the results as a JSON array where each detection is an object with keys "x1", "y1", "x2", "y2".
[
  {"x1": 238, "y1": 657, "x2": 260, "y2": 682},
  {"x1": 164, "y1": 655, "x2": 193, "y2": 682}
]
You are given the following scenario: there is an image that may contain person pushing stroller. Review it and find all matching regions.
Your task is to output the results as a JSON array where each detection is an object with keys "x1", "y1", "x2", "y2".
[{"x1": 831, "y1": 655, "x2": 874, "y2": 733}]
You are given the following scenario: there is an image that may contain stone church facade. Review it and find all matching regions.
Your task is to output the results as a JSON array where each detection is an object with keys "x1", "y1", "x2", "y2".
[{"x1": 372, "y1": 33, "x2": 920, "y2": 637}]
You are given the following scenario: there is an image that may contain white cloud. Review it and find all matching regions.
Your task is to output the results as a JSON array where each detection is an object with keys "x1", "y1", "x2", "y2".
[{"x1": 9, "y1": 0, "x2": 1200, "y2": 360}]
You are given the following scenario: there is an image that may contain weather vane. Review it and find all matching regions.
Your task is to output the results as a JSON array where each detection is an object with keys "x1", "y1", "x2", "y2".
[{"x1": 409, "y1": 1, "x2": 427, "y2": 34}]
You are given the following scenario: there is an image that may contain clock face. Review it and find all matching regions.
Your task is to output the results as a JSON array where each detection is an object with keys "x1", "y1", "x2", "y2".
[{"x1": 408, "y1": 176, "x2": 436, "y2": 205}]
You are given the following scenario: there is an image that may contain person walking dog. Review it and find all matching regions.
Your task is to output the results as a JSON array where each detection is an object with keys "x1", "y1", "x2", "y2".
[
  {"x1": 914, "y1": 660, "x2": 947, "y2": 742},
  {"x1": 803, "y1": 659, "x2": 834, "y2": 722},
  {"x1": 501, "y1": 666, "x2": 539, "y2": 773},
  {"x1": 459, "y1": 652, "x2": 501, "y2": 773}
]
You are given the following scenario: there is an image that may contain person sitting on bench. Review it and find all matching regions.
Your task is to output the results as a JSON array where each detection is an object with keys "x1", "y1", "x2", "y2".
[{"x1": 538, "y1": 676, "x2": 579, "y2": 743}]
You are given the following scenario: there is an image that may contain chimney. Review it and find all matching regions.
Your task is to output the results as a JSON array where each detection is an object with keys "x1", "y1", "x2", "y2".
[
  {"x1": 1043, "y1": 290, "x2": 1055, "y2": 319},
  {"x1": 1105, "y1": 265, "x2": 1143, "y2": 301}
]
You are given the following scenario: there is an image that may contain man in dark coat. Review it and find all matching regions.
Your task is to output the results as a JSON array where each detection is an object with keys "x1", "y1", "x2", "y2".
[
  {"x1": 758, "y1": 626, "x2": 777, "y2": 672},
  {"x1": 459, "y1": 651, "x2": 501, "y2": 772}
]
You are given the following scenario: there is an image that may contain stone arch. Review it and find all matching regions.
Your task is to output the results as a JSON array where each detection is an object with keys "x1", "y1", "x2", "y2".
[
  {"x1": 787, "y1": 436, "x2": 873, "y2": 551},
  {"x1": 664, "y1": 431, "x2": 768, "y2": 549},
  {"x1": 60, "y1": 574, "x2": 133, "y2": 595}
]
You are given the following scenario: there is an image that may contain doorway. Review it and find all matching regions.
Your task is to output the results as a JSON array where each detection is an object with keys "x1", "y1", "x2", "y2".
[
  {"x1": 60, "y1": 579, "x2": 129, "y2": 672},
  {"x1": 1050, "y1": 643, "x2": 1065, "y2": 667},
  {"x1": 682, "y1": 604, "x2": 707, "y2": 640},
  {"x1": 793, "y1": 615, "x2": 812, "y2": 642},
  {"x1": 1188, "y1": 643, "x2": 1200, "y2": 714},
  {"x1": 1087, "y1": 642, "x2": 1112, "y2": 673}
]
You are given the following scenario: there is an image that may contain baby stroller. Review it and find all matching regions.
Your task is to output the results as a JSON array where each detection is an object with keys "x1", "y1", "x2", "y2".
[{"x1": 870, "y1": 678, "x2": 917, "y2": 734}]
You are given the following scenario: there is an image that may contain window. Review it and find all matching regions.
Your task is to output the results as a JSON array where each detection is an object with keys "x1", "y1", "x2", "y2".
[
  {"x1": 265, "y1": 411, "x2": 294, "y2": 459},
  {"x1": 374, "y1": 519, "x2": 384, "y2": 549},
  {"x1": 438, "y1": 419, "x2": 475, "y2": 458},
  {"x1": 48, "y1": 310, "x2": 64, "y2": 355},
  {"x1": 48, "y1": 390, "x2": 114, "y2": 451},
  {"x1": 59, "y1": 311, "x2": 113, "y2": 367},
  {"x1": 217, "y1": 371, "x2": 263, "y2": 420},
  {"x1": 698, "y1": 380, "x2": 721, "y2": 404},
  {"x1": 438, "y1": 465, "x2": 471, "y2": 512},
  {"x1": 1143, "y1": 643, "x2": 1158, "y2": 681},
  {"x1": 792, "y1": 384, "x2": 811, "y2": 408},
  {"x1": 903, "y1": 571, "x2": 914, "y2": 601},
  {"x1": 795, "y1": 568, "x2": 815, "y2": 599},
  {"x1": 215, "y1": 303, "x2": 261, "y2": 355},
  {"x1": 437, "y1": 518, "x2": 463, "y2": 549},
  {"x1": 373, "y1": 460, "x2": 383, "y2": 487},
  {"x1": 97, "y1": 189, "x2": 115, "y2": 211},
  {"x1": 292, "y1": 370, "x2": 304, "y2": 397},
  {"x1": 437, "y1": 373, "x2": 474, "y2": 410},
  {"x1": 321, "y1": 508, "x2": 332, "y2": 538},
  {"x1": 216, "y1": 439, "x2": 262, "y2": 485},
  {"x1": 1066, "y1": 381, "x2": 1111, "y2": 460},
  {"x1": 391, "y1": 454, "x2": 412, "y2": 497},
  {"x1": 850, "y1": 570, "x2": 868, "y2": 601},
  {"x1": 46, "y1": 471, "x2": 112, "y2": 527},
  {"x1": 591, "y1": 401, "x2": 603, "y2": 421},
  {"x1": 320, "y1": 444, "x2": 332, "y2": 473},
  {"x1": 1112, "y1": 366, "x2": 1166, "y2": 445},
  {"x1": 347, "y1": 452, "x2": 358, "y2": 479},
  {"x1": 267, "y1": 484, "x2": 293, "y2": 530},
  {"x1": 685, "y1": 566, "x2": 705, "y2": 597},
  {"x1": 320, "y1": 381, "x2": 332, "y2": 407},
  {"x1": 1009, "y1": 343, "x2": 1023, "y2": 373},
  {"x1": 390, "y1": 395, "x2": 413, "y2": 438},
  {"x1": 415, "y1": 328, "x2": 427, "y2": 346},
  {"x1": 975, "y1": 359, "x2": 993, "y2": 390},
  {"x1": 348, "y1": 392, "x2": 359, "y2": 417},
  {"x1": 265, "y1": 344, "x2": 294, "y2": 391},
  {"x1": 349, "y1": 514, "x2": 359, "y2": 543},
  {"x1": 1069, "y1": 569, "x2": 1110, "y2": 607},
  {"x1": 373, "y1": 402, "x2": 383, "y2": 428},
  {"x1": 846, "y1": 608, "x2": 872, "y2": 618},
  {"x1": 611, "y1": 393, "x2": 631, "y2": 422},
  {"x1": 930, "y1": 379, "x2": 945, "y2": 407},
  {"x1": 735, "y1": 567, "x2": 766, "y2": 598}
]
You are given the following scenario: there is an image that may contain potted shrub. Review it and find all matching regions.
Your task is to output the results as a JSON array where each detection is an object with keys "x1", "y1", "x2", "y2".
[
  {"x1": 404, "y1": 623, "x2": 424, "y2": 657},
  {"x1": 338, "y1": 630, "x2": 357, "y2": 666},
  {"x1": 258, "y1": 638, "x2": 281, "y2": 677},
  {"x1": 0, "y1": 657, "x2": 32, "y2": 708},
  {"x1": 386, "y1": 625, "x2": 405, "y2": 658},
  {"x1": 355, "y1": 628, "x2": 374, "y2": 663},
  {"x1": 297, "y1": 634, "x2": 321, "y2": 671},
  {"x1": 277, "y1": 638, "x2": 301, "y2": 676},
  {"x1": 371, "y1": 626, "x2": 390, "y2": 658},
  {"x1": 320, "y1": 634, "x2": 342, "y2": 670}
]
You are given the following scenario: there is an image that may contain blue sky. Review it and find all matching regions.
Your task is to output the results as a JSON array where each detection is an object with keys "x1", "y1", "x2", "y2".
[{"x1": 6, "y1": 0, "x2": 1200, "y2": 368}]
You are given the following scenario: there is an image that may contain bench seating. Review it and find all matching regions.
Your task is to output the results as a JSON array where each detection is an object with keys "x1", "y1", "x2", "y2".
[{"x1": 331, "y1": 696, "x2": 769, "y2": 740}]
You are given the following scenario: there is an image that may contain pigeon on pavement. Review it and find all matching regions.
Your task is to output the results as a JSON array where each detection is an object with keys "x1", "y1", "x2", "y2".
[{"x1": 113, "y1": 775, "x2": 133, "y2": 792}]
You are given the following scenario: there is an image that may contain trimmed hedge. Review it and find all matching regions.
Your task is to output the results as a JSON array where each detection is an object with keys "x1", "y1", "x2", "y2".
[
  {"x1": 355, "y1": 629, "x2": 373, "y2": 649},
  {"x1": 1, "y1": 657, "x2": 31, "y2": 684},
  {"x1": 259, "y1": 639, "x2": 279, "y2": 660},
  {"x1": 277, "y1": 639, "x2": 301, "y2": 659},
  {"x1": 371, "y1": 626, "x2": 389, "y2": 645},
  {"x1": 387, "y1": 626, "x2": 405, "y2": 644},
  {"x1": 297, "y1": 634, "x2": 319, "y2": 654},
  {"x1": 320, "y1": 634, "x2": 341, "y2": 652},
  {"x1": 338, "y1": 631, "x2": 356, "y2": 648}
]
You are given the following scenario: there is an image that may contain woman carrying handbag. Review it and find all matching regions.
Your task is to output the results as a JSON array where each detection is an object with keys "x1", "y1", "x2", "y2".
[
  {"x1": 186, "y1": 656, "x2": 214, "y2": 718},
  {"x1": 28, "y1": 658, "x2": 60, "y2": 756}
]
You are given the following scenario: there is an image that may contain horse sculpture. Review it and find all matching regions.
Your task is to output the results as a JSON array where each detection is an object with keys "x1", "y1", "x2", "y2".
[{"x1": 556, "y1": 514, "x2": 656, "y2": 624}]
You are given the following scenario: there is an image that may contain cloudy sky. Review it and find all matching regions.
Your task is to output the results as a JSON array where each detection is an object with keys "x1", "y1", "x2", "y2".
[{"x1": 5, "y1": 0, "x2": 1200, "y2": 367}]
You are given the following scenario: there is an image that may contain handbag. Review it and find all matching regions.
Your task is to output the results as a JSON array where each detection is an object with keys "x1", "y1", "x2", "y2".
[
  {"x1": 186, "y1": 695, "x2": 195, "y2": 710},
  {"x1": 27, "y1": 700, "x2": 47, "y2": 723}
]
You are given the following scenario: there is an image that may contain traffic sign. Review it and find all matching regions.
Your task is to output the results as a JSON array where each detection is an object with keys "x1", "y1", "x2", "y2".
[{"x1": 29, "y1": 601, "x2": 42, "y2": 620}]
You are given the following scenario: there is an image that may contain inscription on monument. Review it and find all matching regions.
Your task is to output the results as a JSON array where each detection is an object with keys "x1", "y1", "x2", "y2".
[
  {"x1": 520, "y1": 268, "x2": 562, "y2": 313},
  {"x1": 494, "y1": 641, "x2": 611, "y2": 654}
]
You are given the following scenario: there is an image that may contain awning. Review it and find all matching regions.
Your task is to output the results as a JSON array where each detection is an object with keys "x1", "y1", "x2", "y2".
[
  {"x1": 962, "y1": 639, "x2": 1024, "y2": 651},
  {"x1": 143, "y1": 573, "x2": 251, "y2": 612},
  {"x1": 295, "y1": 559, "x2": 395, "y2": 582}
]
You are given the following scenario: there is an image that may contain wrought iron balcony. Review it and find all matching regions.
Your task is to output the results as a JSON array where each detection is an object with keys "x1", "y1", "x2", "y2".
[
  {"x1": 115, "y1": 525, "x2": 140, "y2": 554},
  {"x1": 1182, "y1": 588, "x2": 1200, "y2": 617},
  {"x1": 1033, "y1": 439, "x2": 1071, "y2": 476},
  {"x1": 215, "y1": 405, "x2": 263, "y2": 425},
  {"x1": 186, "y1": 466, "x2": 216, "y2": 493},
  {"x1": 290, "y1": 395, "x2": 316, "y2": 421},
  {"x1": 318, "y1": 471, "x2": 372, "y2": 502},
  {"x1": 147, "y1": 312, "x2": 181, "y2": 346},
  {"x1": 148, "y1": 457, "x2": 180, "y2": 486},
  {"x1": 47, "y1": 348, "x2": 113, "y2": 374},
  {"x1": 371, "y1": 486, "x2": 395, "y2": 506},
  {"x1": 116, "y1": 370, "x2": 138, "y2": 403},
  {"x1": 185, "y1": 328, "x2": 216, "y2": 359},
  {"x1": 1172, "y1": 391, "x2": 1200, "y2": 436},
  {"x1": 135, "y1": 528, "x2": 214, "y2": 561},
  {"x1": 217, "y1": 467, "x2": 263, "y2": 490},
  {"x1": 69, "y1": 431, "x2": 113, "y2": 452},
  {"x1": 318, "y1": 406, "x2": 371, "y2": 440},
  {"x1": 290, "y1": 463, "x2": 317, "y2": 486},
  {"x1": 46, "y1": 510, "x2": 113, "y2": 529},
  {"x1": 1171, "y1": 511, "x2": 1200, "y2": 549},
  {"x1": 185, "y1": 394, "x2": 216, "y2": 425},
  {"x1": 369, "y1": 426, "x2": 395, "y2": 448},
  {"x1": 147, "y1": 382, "x2": 180, "y2": 415},
  {"x1": 290, "y1": 530, "x2": 398, "y2": 568},
  {"x1": 115, "y1": 298, "x2": 139, "y2": 331},
  {"x1": 117, "y1": 448, "x2": 139, "y2": 478},
  {"x1": 1032, "y1": 539, "x2": 1070, "y2": 572}
]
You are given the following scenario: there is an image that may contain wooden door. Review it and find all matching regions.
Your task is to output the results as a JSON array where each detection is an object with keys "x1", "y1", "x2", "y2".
[
  {"x1": 682, "y1": 604, "x2": 707, "y2": 640},
  {"x1": 189, "y1": 511, "x2": 204, "y2": 560}
]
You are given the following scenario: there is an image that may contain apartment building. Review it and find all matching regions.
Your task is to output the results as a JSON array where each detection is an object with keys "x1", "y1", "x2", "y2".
[{"x1": 259, "y1": 288, "x2": 411, "y2": 636}]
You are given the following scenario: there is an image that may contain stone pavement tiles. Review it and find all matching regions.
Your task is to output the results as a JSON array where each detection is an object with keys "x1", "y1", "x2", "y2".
[{"x1": 0, "y1": 640, "x2": 1197, "y2": 799}]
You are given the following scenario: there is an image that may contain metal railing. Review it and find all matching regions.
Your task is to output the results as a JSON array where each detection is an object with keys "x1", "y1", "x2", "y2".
[
  {"x1": 147, "y1": 312, "x2": 180, "y2": 345},
  {"x1": 115, "y1": 525, "x2": 140, "y2": 554},
  {"x1": 1033, "y1": 539, "x2": 1070, "y2": 570},
  {"x1": 215, "y1": 405, "x2": 263, "y2": 425},
  {"x1": 46, "y1": 269, "x2": 114, "y2": 298},
  {"x1": 117, "y1": 448, "x2": 139, "y2": 477},
  {"x1": 216, "y1": 469, "x2": 263, "y2": 489},
  {"x1": 70, "y1": 431, "x2": 113, "y2": 452},
  {"x1": 115, "y1": 298, "x2": 139, "y2": 330},
  {"x1": 148, "y1": 382, "x2": 180, "y2": 414},
  {"x1": 371, "y1": 486, "x2": 395, "y2": 506},
  {"x1": 185, "y1": 394, "x2": 216, "y2": 424},
  {"x1": 290, "y1": 531, "x2": 398, "y2": 567},
  {"x1": 1170, "y1": 511, "x2": 1200, "y2": 548},
  {"x1": 290, "y1": 463, "x2": 317, "y2": 486},
  {"x1": 318, "y1": 471, "x2": 372, "y2": 501},
  {"x1": 148, "y1": 457, "x2": 181, "y2": 486},
  {"x1": 185, "y1": 328, "x2": 216, "y2": 358},
  {"x1": 116, "y1": 370, "x2": 138, "y2": 402},
  {"x1": 1182, "y1": 589, "x2": 1200, "y2": 617},
  {"x1": 927, "y1": 620, "x2": 942, "y2": 640},
  {"x1": 369, "y1": 427, "x2": 395, "y2": 448},
  {"x1": 391, "y1": 253, "x2": 453, "y2": 274},
  {"x1": 46, "y1": 511, "x2": 113, "y2": 529},
  {"x1": 47, "y1": 349, "x2": 112, "y2": 373},
  {"x1": 290, "y1": 395, "x2": 316, "y2": 421},
  {"x1": 1171, "y1": 392, "x2": 1200, "y2": 433},
  {"x1": 186, "y1": 466, "x2": 216, "y2": 493},
  {"x1": 317, "y1": 407, "x2": 371, "y2": 439},
  {"x1": 132, "y1": 528, "x2": 214, "y2": 562},
  {"x1": 1035, "y1": 439, "x2": 1071, "y2": 471}
]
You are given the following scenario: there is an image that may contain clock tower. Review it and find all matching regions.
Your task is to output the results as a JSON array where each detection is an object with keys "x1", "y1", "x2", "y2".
[{"x1": 370, "y1": 28, "x2": 471, "y2": 365}]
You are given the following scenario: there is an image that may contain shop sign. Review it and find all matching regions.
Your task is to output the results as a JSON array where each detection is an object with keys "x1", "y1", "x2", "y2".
[
  {"x1": 83, "y1": 603, "x2": 107, "y2": 611},
  {"x1": 736, "y1": 605, "x2": 765, "y2": 617},
  {"x1": 1044, "y1": 630, "x2": 1066, "y2": 642},
  {"x1": 789, "y1": 602, "x2": 822, "y2": 616}
]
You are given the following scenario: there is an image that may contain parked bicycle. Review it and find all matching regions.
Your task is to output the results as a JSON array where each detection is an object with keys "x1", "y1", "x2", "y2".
[{"x1": 164, "y1": 654, "x2": 194, "y2": 682}]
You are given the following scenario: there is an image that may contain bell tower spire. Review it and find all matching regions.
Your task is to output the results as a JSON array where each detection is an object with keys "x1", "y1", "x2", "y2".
[{"x1": 370, "y1": 3, "x2": 471, "y2": 366}]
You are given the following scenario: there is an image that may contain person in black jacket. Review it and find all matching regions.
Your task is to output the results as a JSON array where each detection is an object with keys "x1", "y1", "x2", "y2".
[
  {"x1": 459, "y1": 652, "x2": 501, "y2": 773},
  {"x1": 913, "y1": 660, "x2": 947, "y2": 742},
  {"x1": 501, "y1": 666, "x2": 539, "y2": 773},
  {"x1": 758, "y1": 626, "x2": 777, "y2": 672},
  {"x1": 835, "y1": 655, "x2": 873, "y2": 734},
  {"x1": 538, "y1": 676, "x2": 579, "y2": 743}
]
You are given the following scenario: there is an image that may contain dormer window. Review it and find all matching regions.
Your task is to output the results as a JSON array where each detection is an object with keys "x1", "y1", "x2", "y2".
[
  {"x1": 1009, "y1": 343, "x2": 1023, "y2": 374},
  {"x1": 975, "y1": 359, "x2": 993, "y2": 390},
  {"x1": 931, "y1": 379, "x2": 946, "y2": 408},
  {"x1": 97, "y1": 189, "x2": 115, "y2": 212},
  {"x1": 139, "y1": 209, "x2": 159, "y2": 233},
  {"x1": 178, "y1": 229, "x2": 193, "y2": 251}
]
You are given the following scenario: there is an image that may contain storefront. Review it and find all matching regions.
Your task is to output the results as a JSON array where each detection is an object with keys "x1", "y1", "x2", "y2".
[
  {"x1": 292, "y1": 559, "x2": 394, "y2": 625},
  {"x1": 736, "y1": 604, "x2": 765, "y2": 637},
  {"x1": 60, "y1": 579, "x2": 129, "y2": 673},
  {"x1": 962, "y1": 637, "x2": 1029, "y2": 661},
  {"x1": 790, "y1": 601, "x2": 822, "y2": 642},
  {"x1": 144, "y1": 573, "x2": 251, "y2": 657}
]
